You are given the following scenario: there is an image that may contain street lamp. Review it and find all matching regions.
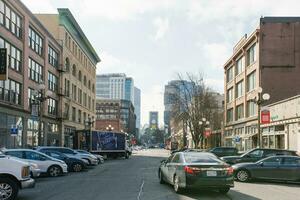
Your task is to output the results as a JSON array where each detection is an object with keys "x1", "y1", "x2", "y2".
[
  {"x1": 199, "y1": 118, "x2": 210, "y2": 149},
  {"x1": 84, "y1": 117, "x2": 94, "y2": 151},
  {"x1": 32, "y1": 82, "x2": 53, "y2": 146},
  {"x1": 106, "y1": 124, "x2": 114, "y2": 131},
  {"x1": 253, "y1": 87, "x2": 270, "y2": 148}
]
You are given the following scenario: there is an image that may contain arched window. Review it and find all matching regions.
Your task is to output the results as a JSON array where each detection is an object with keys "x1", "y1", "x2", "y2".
[
  {"x1": 88, "y1": 80, "x2": 91, "y2": 89},
  {"x1": 78, "y1": 70, "x2": 82, "y2": 81},
  {"x1": 65, "y1": 57, "x2": 70, "y2": 71},
  {"x1": 72, "y1": 64, "x2": 76, "y2": 76},
  {"x1": 83, "y1": 75, "x2": 87, "y2": 86},
  {"x1": 92, "y1": 84, "x2": 95, "y2": 93}
]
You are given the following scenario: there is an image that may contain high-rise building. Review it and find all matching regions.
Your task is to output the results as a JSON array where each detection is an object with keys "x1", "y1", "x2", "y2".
[
  {"x1": 223, "y1": 17, "x2": 300, "y2": 151},
  {"x1": 96, "y1": 73, "x2": 134, "y2": 102},
  {"x1": 164, "y1": 80, "x2": 193, "y2": 134},
  {"x1": 36, "y1": 9, "x2": 101, "y2": 148},
  {"x1": 134, "y1": 87, "x2": 141, "y2": 130},
  {"x1": 0, "y1": 0, "x2": 63, "y2": 148},
  {"x1": 149, "y1": 111, "x2": 158, "y2": 129}
]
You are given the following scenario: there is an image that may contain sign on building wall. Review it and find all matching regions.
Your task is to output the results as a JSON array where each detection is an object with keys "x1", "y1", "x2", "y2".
[
  {"x1": 261, "y1": 109, "x2": 270, "y2": 124},
  {"x1": 0, "y1": 48, "x2": 7, "y2": 81}
]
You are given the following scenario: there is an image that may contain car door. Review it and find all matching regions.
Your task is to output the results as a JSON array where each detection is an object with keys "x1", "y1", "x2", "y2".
[
  {"x1": 24, "y1": 151, "x2": 51, "y2": 172},
  {"x1": 161, "y1": 154, "x2": 174, "y2": 183},
  {"x1": 280, "y1": 157, "x2": 300, "y2": 181},
  {"x1": 252, "y1": 157, "x2": 282, "y2": 180}
]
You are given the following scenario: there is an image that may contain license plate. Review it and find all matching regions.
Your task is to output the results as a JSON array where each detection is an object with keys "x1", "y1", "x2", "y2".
[{"x1": 206, "y1": 171, "x2": 217, "y2": 176}]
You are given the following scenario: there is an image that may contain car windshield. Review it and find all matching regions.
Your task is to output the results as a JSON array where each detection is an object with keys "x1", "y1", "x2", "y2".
[
  {"x1": 241, "y1": 149, "x2": 254, "y2": 157},
  {"x1": 184, "y1": 154, "x2": 221, "y2": 163}
]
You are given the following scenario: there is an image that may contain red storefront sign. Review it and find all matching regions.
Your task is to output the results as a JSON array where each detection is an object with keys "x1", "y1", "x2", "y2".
[
  {"x1": 261, "y1": 110, "x2": 270, "y2": 124},
  {"x1": 204, "y1": 129, "x2": 212, "y2": 137}
]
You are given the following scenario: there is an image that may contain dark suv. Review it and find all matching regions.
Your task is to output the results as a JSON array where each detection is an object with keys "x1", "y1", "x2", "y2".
[
  {"x1": 221, "y1": 148, "x2": 297, "y2": 164},
  {"x1": 209, "y1": 147, "x2": 238, "y2": 157}
]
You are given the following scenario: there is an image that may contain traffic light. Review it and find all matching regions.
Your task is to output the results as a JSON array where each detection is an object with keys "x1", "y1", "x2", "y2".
[{"x1": 0, "y1": 48, "x2": 7, "y2": 81}]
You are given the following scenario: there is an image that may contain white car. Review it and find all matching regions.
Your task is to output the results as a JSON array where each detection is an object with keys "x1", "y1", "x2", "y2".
[
  {"x1": 3, "y1": 149, "x2": 68, "y2": 177},
  {"x1": 0, "y1": 151, "x2": 35, "y2": 200},
  {"x1": 75, "y1": 150, "x2": 105, "y2": 164}
]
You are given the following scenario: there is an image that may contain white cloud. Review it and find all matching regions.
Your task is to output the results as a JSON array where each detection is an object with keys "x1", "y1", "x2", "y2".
[
  {"x1": 22, "y1": 0, "x2": 57, "y2": 13},
  {"x1": 205, "y1": 78, "x2": 224, "y2": 93},
  {"x1": 152, "y1": 17, "x2": 169, "y2": 41}
]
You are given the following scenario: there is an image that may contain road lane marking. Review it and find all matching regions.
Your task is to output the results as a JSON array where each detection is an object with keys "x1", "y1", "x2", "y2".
[{"x1": 137, "y1": 180, "x2": 145, "y2": 200}]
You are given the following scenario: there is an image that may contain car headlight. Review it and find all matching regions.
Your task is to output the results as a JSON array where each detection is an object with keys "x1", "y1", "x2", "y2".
[
  {"x1": 81, "y1": 159, "x2": 89, "y2": 164},
  {"x1": 30, "y1": 163, "x2": 39, "y2": 170},
  {"x1": 22, "y1": 166, "x2": 30, "y2": 178}
]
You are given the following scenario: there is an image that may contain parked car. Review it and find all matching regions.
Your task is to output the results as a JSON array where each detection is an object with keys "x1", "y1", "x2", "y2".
[
  {"x1": 221, "y1": 148, "x2": 298, "y2": 165},
  {"x1": 0, "y1": 151, "x2": 35, "y2": 200},
  {"x1": 171, "y1": 148, "x2": 204, "y2": 155},
  {"x1": 158, "y1": 152, "x2": 234, "y2": 193},
  {"x1": 3, "y1": 149, "x2": 68, "y2": 177},
  {"x1": 209, "y1": 147, "x2": 239, "y2": 157},
  {"x1": 75, "y1": 149, "x2": 104, "y2": 164},
  {"x1": 232, "y1": 156, "x2": 300, "y2": 182},
  {"x1": 36, "y1": 147, "x2": 98, "y2": 166},
  {"x1": 43, "y1": 151, "x2": 87, "y2": 172}
]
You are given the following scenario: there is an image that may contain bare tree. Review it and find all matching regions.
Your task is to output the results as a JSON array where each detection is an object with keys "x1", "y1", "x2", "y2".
[{"x1": 171, "y1": 73, "x2": 220, "y2": 149}]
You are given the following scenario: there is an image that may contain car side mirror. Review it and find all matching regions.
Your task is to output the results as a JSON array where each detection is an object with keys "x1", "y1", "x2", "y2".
[
  {"x1": 161, "y1": 159, "x2": 166, "y2": 163},
  {"x1": 258, "y1": 162, "x2": 264, "y2": 166}
]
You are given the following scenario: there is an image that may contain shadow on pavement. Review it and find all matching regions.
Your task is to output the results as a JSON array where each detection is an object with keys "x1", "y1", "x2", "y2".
[{"x1": 245, "y1": 180, "x2": 300, "y2": 188}]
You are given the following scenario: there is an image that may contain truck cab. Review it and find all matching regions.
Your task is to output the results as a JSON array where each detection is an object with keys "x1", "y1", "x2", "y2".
[{"x1": 0, "y1": 151, "x2": 35, "y2": 200}]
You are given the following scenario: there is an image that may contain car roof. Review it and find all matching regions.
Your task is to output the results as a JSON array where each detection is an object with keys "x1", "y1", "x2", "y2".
[
  {"x1": 182, "y1": 152, "x2": 217, "y2": 157},
  {"x1": 4, "y1": 149, "x2": 36, "y2": 152},
  {"x1": 253, "y1": 148, "x2": 296, "y2": 152}
]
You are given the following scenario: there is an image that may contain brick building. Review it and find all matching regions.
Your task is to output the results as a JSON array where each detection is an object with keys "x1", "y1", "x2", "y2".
[
  {"x1": 0, "y1": 0, "x2": 62, "y2": 148},
  {"x1": 223, "y1": 17, "x2": 300, "y2": 151}
]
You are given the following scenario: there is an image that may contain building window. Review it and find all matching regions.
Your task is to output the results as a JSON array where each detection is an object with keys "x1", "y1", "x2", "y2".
[
  {"x1": 247, "y1": 71, "x2": 256, "y2": 92},
  {"x1": 78, "y1": 70, "x2": 82, "y2": 81},
  {"x1": 47, "y1": 98, "x2": 57, "y2": 116},
  {"x1": 48, "y1": 46, "x2": 58, "y2": 68},
  {"x1": 0, "y1": 79, "x2": 21, "y2": 105},
  {"x1": 83, "y1": 75, "x2": 86, "y2": 86},
  {"x1": 64, "y1": 103, "x2": 69, "y2": 120},
  {"x1": 227, "y1": 108, "x2": 233, "y2": 122},
  {"x1": 72, "y1": 65, "x2": 76, "y2": 76},
  {"x1": 83, "y1": 112, "x2": 86, "y2": 122},
  {"x1": 78, "y1": 88, "x2": 82, "y2": 104},
  {"x1": 247, "y1": 43, "x2": 256, "y2": 66},
  {"x1": 227, "y1": 87, "x2": 233, "y2": 102},
  {"x1": 226, "y1": 67, "x2": 233, "y2": 83},
  {"x1": 0, "y1": 1, "x2": 22, "y2": 38},
  {"x1": 92, "y1": 99, "x2": 95, "y2": 110},
  {"x1": 88, "y1": 80, "x2": 91, "y2": 89},
  {"x1": 88, "y1": 96, "x2": 91, "y2": 110},
  {"x1": 65, "y1": 57, "x2": 70, "y2": 71},
  {"x1": 92, "y1": 84, "x2": 95, "y2": 93},
  {"x1": 236, "y1": 81, "x2": 243, "y2": 98},
  {"x1": 247, "y1": 101, "x2": 256, "y2": 117},
  {"x1": 48, "y1": 72, "x2": 58, "y2": 92},
  {"x1": 83, "y1": 93, "x2": 87, "y2": 107},
  {"x1": 72, "y1": 84, "x2": 77, "y2": 101},
  {"x1": 29, "y1": 27, "x2": 43, "y2": 56},
  {"x1": 0, "y1": 37, "x2": 21, "y2": 72},
  {"x1": 72, "y1": 107, "x2": 76, "y2": 121},
  {"x1": 28, "y1": 58, "x2": 43, "y2": 83},
  {"x1": 236, "y1": 104, "x2": 244, "y2": 120},
  {"x1": 64, "y1": 79, "x2": 70, "y2": 97},
  {"x1": 236, "y1": 56, "x2": 244, "y2": 75},
  {"x1": 78, "y1": 110, "x2": 81, "y2": 123}
]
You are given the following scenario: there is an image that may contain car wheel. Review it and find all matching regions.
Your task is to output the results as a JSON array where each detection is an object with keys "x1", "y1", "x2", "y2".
[
  {"x1": 0, "y1": 177, "x2": 19, "y2": 200},
  {"x1": 48, "y1": 165, "x2": 62, "y2": 177},
  {"x1": 159, "y1": 170, "x2": 165, "y2": 184},
  {"x1": 72, "y1": 163, "x2": 83, "y2": 172},
  {"x1": 173, "y1": 175, "x2": 183, "y2": 193},
  {"x1": 219, "y1": 187, "x2": 230, "y2": 194},
  {"x1": 236, "y1": 169, "x2": 250, "y2": 182}
]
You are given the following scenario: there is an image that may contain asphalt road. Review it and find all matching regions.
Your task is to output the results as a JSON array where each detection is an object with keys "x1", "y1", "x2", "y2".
[{"x1": 19, "y1": 149, "x2": 300, "y2": 200}]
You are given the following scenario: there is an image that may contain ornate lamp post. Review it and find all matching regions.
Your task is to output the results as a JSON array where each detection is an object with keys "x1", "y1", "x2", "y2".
[
  {"x1": 32, "y1": 83, "x2": 52, "y2": 146},
  {"x1": 84, "y1": 117, "x2": 94, "y2": 151},
  {"x1": 106, "y1": 124, "x2": 114, "y2": 131},
  {"x1": 199, "y1": 118, "x2": 210, "y2": 149},
  {"x1": 253, "y1": 87, "x2": 270, "y2": 148}
]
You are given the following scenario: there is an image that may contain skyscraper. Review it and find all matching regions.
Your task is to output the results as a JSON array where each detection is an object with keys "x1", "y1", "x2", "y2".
[
  {"x1": 134, "y1": 87, "x2": 141, "y2": 130},
  {"x1": 96, "y1": 73, "x2": 134, "y2": 102},
  {"x1": 149, "y1": 111, "x2": 159, "y2": 129}
]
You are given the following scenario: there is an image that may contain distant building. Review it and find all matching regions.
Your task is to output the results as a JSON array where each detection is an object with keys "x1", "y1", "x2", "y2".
[
  {"x1": 164, "y1": 80, "x2": 194, "y2": 134},
  {"x1": 134, "y1": 87, "x2": 141, "y2": 130},
  {"x1": 95, "y1": 99, "x2": 136, "y2": 136},
  {"x1": 96, "y1": 73, "x2": 134, "y2": 102},
  {"x1": 223, "y1": 17, "x2": 300, "y2": 151},
  {"x1": 149, "y1": 111, "x2": 159, "y2": 129}
]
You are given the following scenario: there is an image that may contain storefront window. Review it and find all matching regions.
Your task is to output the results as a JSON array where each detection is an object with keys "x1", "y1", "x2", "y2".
[{"x1": 269, "y1": 135, "x2": 275, "y2": 148}]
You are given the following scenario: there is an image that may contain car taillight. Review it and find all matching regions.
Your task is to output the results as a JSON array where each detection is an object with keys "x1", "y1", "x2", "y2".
[
  {"x1": 184, "y1": 166, "x2": 201, "y2": 174},
  {"x1": 22, "y1": 166, "x2": 30, "y2": 178},
  {"x1": 226, "y1": 167, "x2": 234, "y2": 175}
]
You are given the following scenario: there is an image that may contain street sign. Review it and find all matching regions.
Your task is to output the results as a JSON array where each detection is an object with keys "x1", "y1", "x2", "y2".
[
  {"x1": 0, "y1": 48, "x2": 7, "y2": 81},
  {"x1": 261, "y1": 109, "x2": 270, "y2": 124},
  {"x1": 10, "y1": 127, "x2": 18, "y2": 136}
]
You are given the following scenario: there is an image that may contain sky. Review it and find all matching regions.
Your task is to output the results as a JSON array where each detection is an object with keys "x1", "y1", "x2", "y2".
[{"x1": 23, "y1": 0, "x2": 300, "y2": 126}]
